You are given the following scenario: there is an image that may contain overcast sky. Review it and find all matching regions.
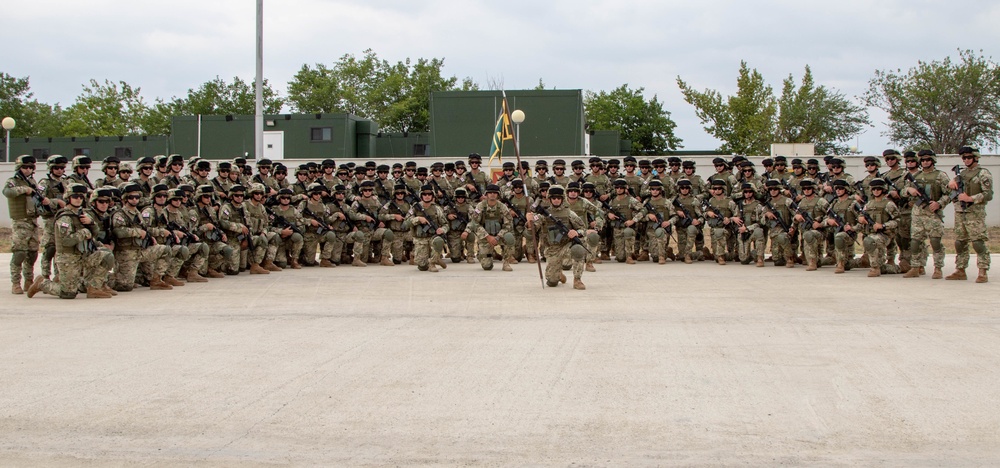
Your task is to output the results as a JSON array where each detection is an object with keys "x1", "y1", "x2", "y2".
[{"x1": 6, "y1": 0, "x2": 999, "y2": 154}]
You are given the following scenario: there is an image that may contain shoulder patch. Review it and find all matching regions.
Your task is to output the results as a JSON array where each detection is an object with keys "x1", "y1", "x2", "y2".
[{"x1": 142, "y1": 212, "x2": 150, "y2": 218}]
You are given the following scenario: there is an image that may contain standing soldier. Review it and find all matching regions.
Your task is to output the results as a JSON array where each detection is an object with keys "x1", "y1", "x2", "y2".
[
  {"x1": 532, "y1": 186, "x2": 588, "y2": 290},
  {"x1": 641, "y1": 180, "x2": 672, "y2": 265},
  {"x1": 468, "y1": 184, "x2": 515, "y2": 271},
  {"x1": 65, "y1": 155, "x2": 95, "y2": 190},
  {"x1": 405, "y1": 184, "x2": 449, "y2": 272},
  {"x1": 505, "y1": 179, "x2": 533, "y2": 263},
  {"x1": 946, "y1": 147, "x2": 993, "y2": 283},
  {"x1": 707, "y1": 158, "x2": 737, "y2": 197},
  {"x1": 4, "y1": 155, "x2": 49, "y2": 294},
  {"x1": 26, "y1": 184, "x2": 112, "y2": 299},
  {"x1": 550, "y1": 159, "x2": 571, "y2": 187},
  {"x1": 111, "y1": 183, "x2": 172, "y2": 291},
  {"x1": 463, "y1": 153, "x2": 490, "y2": 201},
  {"x1": 38, "y1": 155, "x2": 68, "y2": 282},
  {"x1": 95, "y1": 157, "x2": 121, "y2": 188},
  {"x1": 116, "y1": 163, "x2": 133, "y2": 186},
  {"x1": 858, "y1": 179, "x2": 900, "y2": 277},
  {"x1": 733, "y1": 183, "x2": 766, "y2": 266},
  {"x1": 902, "y1": 150, "x2": 951, "y2": 279},
  {"x1": 704, "y1": 179, "x2": 739, "y2": 264},
  {"x1": 606, "y1": 179, "x2": 644, "y2": 263},
  {"x1": 881, "y1": 149, "x2": 912, "y2": 271}
]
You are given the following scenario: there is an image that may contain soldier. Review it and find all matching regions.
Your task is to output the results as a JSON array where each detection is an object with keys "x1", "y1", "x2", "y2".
[
  {"x1": 442, "y1": 163, "x2": 462, "y2": 197},
  {"x1": 81, "y1": 187, "x2": 118, "y2": 295},
  {"x1": 704, "y1": 179, "x2": 739, "y2": 264},
  {"x1": 586, "y1": 158, "x2": 612, "y2": 202},
  {"x1": 162, "y1": 154, "x2": 185, "y2": 188},
  {"x1": 680, "y1": 161, "x2": 706, "y2": 196},
  {"x1": 761, "y1": 158, "x2": 776, "y2": 181},
  {"x1": 382, "y1": 183, "x2": 413, "y2": 265},
  {"x1": 111, "y1": 183, "x2": 172, "y2": 291},
  {"x1": 902, "y1": 150, "x2": 951, "y2": 279},
  {"x1": 326, "y1": 184, "x2": 361, "y2": 265},
  {"x1": 858, "y1": 179, "x2": 901, "y2": 277},
  {"x1": 270, "y1": 188, "x2": 305, "y2": 269},
  {"x1": 186, "y1": 160, "x2": 212, "y2": 188},
  {"x1": 620, "y1": 157, "x2": 643, "y2": 196},
  {"x1": 163, "y1": 188, "x2": 210, "y2": 283},
  {"x1": 445, "y1": 188, "x2": 475, "y2": 263},
  {"x1": 497, "y1": 162, "x2": 518, "y2": 197},
  {"x1": 65, "y1": 155, "x2": 95, "y2": 190},
  {"x1": 26, "y1": 184, "x2": 112, "y2": 299},
  {"x1": 772, "y1": 156, "x2": 791, "y2": 183},
  {"x1": 134, "y1": 157, "x2": 157, "y2": 208},
  {"x1": 464, "y1": 153, "x2": 490, "y2": 200},
  {"x1": 822, "y1": 180, "x2": 860, "y2": 274},
  {"x1": 793, "y1": 179, "x2": 830, "y2": 271},
  {"x1": 857, "y1": 156, "x2": 882, "y2": 202},
  {"x1": 251, "y1": 158, "x2": 280, "y2": 199},
  {"x1": 290, "y1": 164, "x2": 312, "y2": 203},
  {"x1": 37, "y1": 155, "x2": 69, "y2": 281},
  {"x1": 733, "y1": 183, "x2": 766, "y2": 266},
  {"x1": 563, "y1": 181, "x2": 602, "y2": 271},
  {"x1": 151, "y1": 155, "x2": 170, "y2": 184},
  {"x1": 4, "y1": 155, "x2": 49, "y2": 294},
  {"x1": 665, "y1": 157, "x2": 683, "y2": 185},
  {"x1": 532, "y1": 186, "x2": 588, "y2": 290},
  {"x1": 881, "y1": 149, "x2": 911, "y2": 270},
  {"x1": 670, "y1": 179, "x2": 704, "y2": 264},
  {"x1": 243, "y1": 183, "x2": 282, "y2": 273},
  {"x1": 529, "y1": 160, "x2": 550, "y2": 199},
  {"x1": 192, "y1": 185, "x2": 236, "y2": 278},
  {"x1": 349, "y1": 180, "x2": 395, "y2": 267},
  {"x1": 140, "y1": 184, "x2": 187, "y2": 286},
  {"x1": 641, "y1": 180, "x2": 672, "y2": 265},
  {"x1": 95, "y1": 156, "x2": 121, "y2": 188},
  {"x1": 504, "y1": 179, "x2": 533, "y2": 263},
  {"x1": 761, "y1": 179, "x2": 796, "y2": 268},
  {"x1": 550, "y1": 159, "x2": 571, "y2": 187},
  {"x1": 405, "y1": 184, "x2": 449, "y2": 272},
  {"x1": 468, "y1": 184, "x2": 515, "y2": 271},
  {"x1": 946, "y1": 147, "x2": 993, "y2": 283},
  {"x1": 296, "y1": 183, "x2": 339, "y2": 267},
  {"x1": 217, "y1": 185, "x2": 254, "y2": 273},
  {"x1": 375, "y1": 164, "x2": 395, "y2": 200},
  {"x1": 319, "y1": 159, "x2": 339, "y2": 190},
  {"x1": 606, "y1": 179, "x2": 644, "y2": 263},
  {"x1": 707, "y1": 158, "x2": 737, "y2": 197},
  {"x1": 116, "y1": 163, "x2": 133, "y2": 186}
]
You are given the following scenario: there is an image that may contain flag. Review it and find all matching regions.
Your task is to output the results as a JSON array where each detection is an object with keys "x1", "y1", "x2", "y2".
[{"x1": 488, "y1": 97, "x2": 514, "y2": 167}]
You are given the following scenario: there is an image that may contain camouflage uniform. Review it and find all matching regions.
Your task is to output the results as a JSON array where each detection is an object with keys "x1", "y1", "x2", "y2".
[
  {"x1": 140, "y1": 188, "x2": 187, "y2": 285},
  {"x1": 38, "y1": 156, "x2": 68, "y2": 279},
  {"x1": 793, "y1": 181, "x2": 830, "y2": 270},
  {"x1": 405, "y1": 190, "x2": 449, "y2": 272},
  {"x1": 381, "y1": 187, "x2": 413, "y2": 264},
  {"x1": 761, "y1": 180, "x2": 796, "y2": 267},
  {"x1": 111, "y1": 192, "x2": 171, "y2": 291},
  {"x1": 704, "y1": 183, "x2": 739, "y2": 263},
  {"x1": 905, "y1": 154, "x2": 951, "y2": 277},
  {"x1": 669, "y1": 181, "x2": 704, "y2": 263},
  {"x1": 245, "y1": 185, "x2": 281, "y2": 271},
  {"x1": 164, "y1": 190, "x2": 210, "y2": 282},
  {"x1": 444, "y1": 189, "x2": 475, "y2": 263},
  {"x1": 734, "y1": 188, "x2": 766, "y2": 265},
  {"x1": 468, "y1": 186, "x2": 515, "y2": 271},
  {"x1": 192, "y1": 187, "x2": 237, "y2": 277},
  {"x1": 269, "y1": 191, "x2": 306, "y2": 268},
  {"x1": 639, "y1": 182, "x2": 672, "y2": 264},
  {"x1": 4, "y1": 156, "x2": 44, "y2": 293},
  {"x1": 297, "y1": 186, "x2": 339, "y2": 266},
  {"x1": 533, "y1": 186, "x2": 588, "y2": 289},
  {"x1": 950, "y1": 149, "x2": 993, "y2": 281},
  {"x1": 859, "y1": 181, "x2": 900, "y2": 276},
  {"x1": 606, "y1": 180, "x2": 644, "y2": 263},
  {"x1": 823, "y1": 184, "x2": 861, "y2": 273},
  {"x1": 31, "y1": 205, "x2": 92, "y2": 299}
]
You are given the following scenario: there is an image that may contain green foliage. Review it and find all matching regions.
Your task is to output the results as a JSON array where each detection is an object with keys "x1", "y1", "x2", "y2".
[
  {"x1": 0, "y1": 73, "x2": 32, "y2": 135},
  {"x1": 585, "y1": 84, "x2": 682, "y2": 155},
  {"x1": 286, "y1": 49, "x2": 475, "y2": 133},
  {"x1": 677, "y1": 62, "x2": 777, "y2": 155},
  {"x1": 864, "y1": 49, "x2": 1000, "y2": 153},
  {"x1": 777, "y1": 66, "x2": 870, "y2": 155},
  {"x1": 144, "y1": 76, "x2": 284, "y2": 135},
  {"x1": 61, "y1": 79, "x2": 149, "y2": 136}
]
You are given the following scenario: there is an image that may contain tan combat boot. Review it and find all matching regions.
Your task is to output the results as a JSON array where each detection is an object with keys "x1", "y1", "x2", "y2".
[
  {"x1": 665, "y1": 247, "x2": 675, "y2": 261},
  {"x1": 786, "y1": 256, "x2": 795, "y2": 268},
  {"x1": 26, "y1": 277, "x2": 44, "y2": 298},
  {"x1": 102, "y1": 285, "x2": 119, "y2": 296},
  {"x1": 559, "y1": 272, "x2": 567, "y2": 284},
  {"x1": 806, "y1": 258, "x2": 817, "y2": 271},
  {"x1": 149, "y1": 275, "x2": 173, "y2": 290},
  {"x1": 164, "y1": 275, "x2": 186, "y2": 286},
  {"x1": 919, "y1": 266, "x2": 926, "y2": 276},
  {"x1": 945, "y1": 268, "x2": 967, "y2": 280},
  {"x1": 250, "y1": 263, "x2": 271, "y2": 274},
  {"x1": 263, "y1": 260, "x2": 282, "y2": 272},
  {"x1": 465, "y1": 256, "x2": 474, "y2": 264},
  {"x1": 352, "y1": 257, "x2": 367, "y2": 267},
  {"x1": 318, "y1": 259, "x2": 335, "y2": 268},
  {"x1": 684, "y1": 255, "x2": 693, "y2": 264},
  {"x1": 427, "y1": 263, "x2": 439, "y2": 272},
  {"x1": 834, "y1": 261, "x2": 845, "y2": 274},
  {"x1": 625, "y1": 255, "x2": 636, "y2": 265},
  {"x1": 902, "y1": 267, "x2": 921, "y2": 278},
  {"x1": 573, "y1": 278, "x2": 586, "y2": 290},
  {"x1": 186, "y1": 270, "x2": 209, "y2": 282},
  {"x1": 717, "y1": 256, "x2": 726, "y2": 265},
  {"x1": 87, "y1": 286, "x2": 112, "y2": 298},
  {"x1": 868, "y1": 267, "x2": 881, "y2": 277},
  {"x1": 756, "y1": 257, "x2": 765, "y2": 267},
  {"x1": 657, "y1": 256, "x2": 666, "y2": 265},
  {"x1": 508, "y1": 256, "x2": 519, "y2": 264},
  {"x1": 502, "y1": 260, "x2": 512, "y2": 271},
  {"x1": 12, "y1": 282, "x2": 23, "y2": 295},
  {"x1": 586, "y1": 262, "x2": 597, "y2": 272},
  {"x1": 380, "y1": 257, "x2": 394, "y2": 266},
  {"x1": 526, "y1": 252, "x2": 536, "y2": 263},
  {"x1": 435, "y1": 258, "x2": 448, "y2": 269},
  {"x1": 977, "y1": 269, "x2": 989, "y2": 283},
  {"x1": 289, "y1": 259, "x2": 302, "y2": 269},
  {"x1": 637, "y1": 250, "x2": 650, "y2": 262},
  {"x1": 932, "y1": 267, "x2": 943, "y2": 279},
  {"x1": 206, "y1": 268, "x2": 226, "y2": 278},
  {"x1": 898, "y1": 259, "x2": 911, "y2": 273}
]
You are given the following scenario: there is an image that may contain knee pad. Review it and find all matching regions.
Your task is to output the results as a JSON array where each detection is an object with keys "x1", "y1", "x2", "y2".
[
  {"x1": 382, "y1": 230, "x2": 395, "y2": 243},
  {"x1": 834, "y1": 235, "x2": 845, "y2": 249},
  {"x1": 973, "y1": 240, "x2": 988, "y2": 254},
  {"x1": 11, "y1": 250, "x2": 27, "y2": 265},
  {"x1": 198, "y1": 243, "x2": 210, "y2": 257},
  {"x1": 431, "y1": 236, "x2": 444, "y2": 251},
  {"x1": 101, "y1": 252, "x2": 116, "y2": 269},
  {"x1": 502, "y1": 232, "x2": 515, "y2": 246},
  {"x1": 622, "y1": 227, "x2": 635, "y2": 238},
  {"x1": 570, "y1": 244, "x2": 587, "y2": 261},
  {"x1": 586, "y1": 231, "x2": 600, "y2": 246},
  {"x1": 177, "y1": 246, "x2": 191, "y2": 261},
  {"x1": 290, "y1": 233, "x2": 304, "y2": 243},
  {"x1": 653, "y1": 228, "x2": 665, "y2": 239},
  {"x1": 930, "y1": 237, "x2": 944, "y2": 252},
  {"x1": 43, "y1": 245, "x2": 56, "y2": 259},
  {"x1": 25, "y1": 250, "x2": 38, "y2": 263},
  {"x1": 863, "y1": 237, "x2": 875, "y2": 251},
  {"x1": 221, "y1": 245, "x2": 235, "y2": 258},
  {"x1": 323, "y1": 232, "x2": 337, "y2": 243}
]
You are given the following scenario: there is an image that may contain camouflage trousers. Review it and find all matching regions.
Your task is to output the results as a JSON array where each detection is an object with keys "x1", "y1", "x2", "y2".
[
  {"x1": 475, "y1": 231, "x2": 514, "y2": 270},
  {"x1": 888, "y1": 212, "x2": 912, "y2": 265},
  {"x1": 508, "y1": 224, "x2": 530, "y2": 261},
  {"x1": 205, "y1": 240, "x2": 236, "y2": 273},
  {"x1": 250, "y1": 232, "x2": 279, "y2": 265},
  {"x1": 165, "y1": 244, "x2": 192, "y2": 277},
  {"x1": 302, "y1": 231, "x2": 336, "y2": 265},
  {"x1": 446, "y1": 231, "x2": 474, "y2": 262},
  {"x1": 183, "y1": 241, "x2": 209, "y2": 275},
  {"x1": 412, "y1": 235, "x2": 444, "y2": 271},
  {"x1": 544, "y1": 241, "x2": 584, "y2": 285},
  {"x1": 832, "y1": 231, "x2": 859, "y2": 266},
  {"x1": 9, "y1": 219, "x2": 40, "y2": 286},
  {"x1": 274, "y1": 233, "x2": 304, "y2": 266},
  {"x1": 38, "y1": 253, "x2": 84, "y2": 299},
  {"x1": 863, "y1": 232, "x2": 901, "y2": 274},
  {"x1": 768, "y1": 229, "x2": 794, "y2": 262},
  {"x1": 910, "y1": 212, "x2": 945, "y2": 269},
  {"x1": 644, "y1": 226, "x2": 669, "y2": 261},
  {"x1": 737, "y1": 226, "x2": 766, "y2": 263},
  {"x1": 352, "y1": 228, "x2": 392, "y2": 260},
  {"x1": 390, "y1": 229, "x2": 412, "y2": 263},
  {"x1": 801, "y1": 229, "x2": 825, "y2": 265},
  {"x1": 710, "y1": 226, "x2": 733, "y2": 260},
  {"x1": 112, "y1": 245, "x2": 170, "y2": 290},
  {"x1": 40, "y1": 216, "x2": 57, "y2": 278},
  {"x1": 675, "y1": 224, "x2": 704, "y2": 261},
  {"x1": 83, "y1": 248, "x2": 115, "y2": 289},
  {"x1": 611, "y1": 225, "x2": 637, "y2": 262},
  {"x1": 954, "y1": 210, "x2": 991, "y2": 270},
  {"x1": 224, "y1": 236, "x2": 249, "y2": 271}
]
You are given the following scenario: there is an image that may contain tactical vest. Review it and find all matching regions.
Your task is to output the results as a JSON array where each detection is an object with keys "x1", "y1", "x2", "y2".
[
  {"x1": 5, "y1": 176, "x2": 33, "y2": 220},
  {"x1": 53, "y1": 209, "x2": 86, "y2": 255},
  {"x1": 913, "y1": 170, "x2": 944, "y2": 201}
]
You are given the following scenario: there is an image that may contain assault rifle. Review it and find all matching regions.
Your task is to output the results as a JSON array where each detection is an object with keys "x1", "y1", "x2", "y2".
[
  {"x1": 761, "y1": 197, "x2": 791, "y2": 233},
  {"x1": 670, "y1": 197, "x2": 695, "y2": 229},
  {"x1": 853, "y1": 202, "x2": 881, "y2": 233},
  {"x1": 301, "y1": 206, "x2": 332, "y2": 235},
  {"x1": 199, "y1": 205, "x2": 226, "y2": 242},
  {"x1": 825, "y1": 203, "x2": 859, "y2": 244},
  {"x1": 266, "y1": 206, "x2": 302, "y2": 236},
  {"x1": 600, "y1": 199, "x2": 630, "y2": 229},
  {"x1": 411, "y1": 202, "x2": 439, "y2": 237},
  {"x1": 500, "y1": 198, "x2": 527, "y2": 228},
  {"x1": 16, "y1": 171, "x2": 53, "y2": 216},
  {"x1": 904, "y1": 173, "x2": 933, "y2": 208},
  {"x1": 536, "y1": 205, "x2": 594, "y2": 255},
  {"x1": 351, "y1": 201, "x2": 380, "y2": 231},
  {"x1": 951, "y1": 165, "x2": 970, "y2": 209}
]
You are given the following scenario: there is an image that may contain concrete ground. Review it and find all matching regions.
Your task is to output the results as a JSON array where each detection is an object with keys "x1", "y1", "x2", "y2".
[{"x1": 1, "y1": 253, "x2": 998, "y2": 466}]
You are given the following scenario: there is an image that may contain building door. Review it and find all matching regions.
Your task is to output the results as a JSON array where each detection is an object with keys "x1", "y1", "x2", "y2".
[{"x1": 263, "y1": 131, "x2": 284, "y2": 160}]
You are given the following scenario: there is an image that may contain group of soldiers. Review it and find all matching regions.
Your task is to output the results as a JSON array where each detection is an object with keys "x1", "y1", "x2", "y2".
[{"x1": 4, "y1": 147, "x2": 993, "y2": 299}]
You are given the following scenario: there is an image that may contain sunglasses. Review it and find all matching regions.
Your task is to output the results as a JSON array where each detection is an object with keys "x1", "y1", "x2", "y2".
[
  {"x1": 961, "y1": 155, "x2": 976, "y2": 160},
  {"x1": 125, "y1": 195, "x2": 141, "y2": 200},
  {"x1": 69, "y1": 194, "x2": 85, "y2": 199}
]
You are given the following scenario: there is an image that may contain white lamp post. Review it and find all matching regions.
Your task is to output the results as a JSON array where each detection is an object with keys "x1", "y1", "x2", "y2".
[
  {"x1": 2, "y1": 117, "x2": 15, "y2": 163},
  {"x1": 510, "y1": 109, "x2": 525, "y2": 152}
]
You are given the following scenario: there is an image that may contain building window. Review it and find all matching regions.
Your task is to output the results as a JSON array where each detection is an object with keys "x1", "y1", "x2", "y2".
[
  {"x1": 310, "y1": 127, "x2": 332, "y2": 142},
  {"x1": 114, "y1": 147, "x2": 133, "y2": 159},
  {"x1": 73, "y1": 148, "x2": 91, "y2": 156},
  {"x1": 32, "y1": 148, "x2": 51, "y2": 159},
  {"x1": 413, "y1": 144, "x2": 429, "y2": 156}
]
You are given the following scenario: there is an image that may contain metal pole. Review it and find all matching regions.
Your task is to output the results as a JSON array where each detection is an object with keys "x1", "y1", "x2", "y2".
[
  {"x1": 254, "y1": 0, "x2": 264, "y2": 162},
  {"x1": 196, "y1": 114, "x2": 202, "y2": 157},
  {"x1": 5, "y1": 129, "x2": 9, "y2": 163}
]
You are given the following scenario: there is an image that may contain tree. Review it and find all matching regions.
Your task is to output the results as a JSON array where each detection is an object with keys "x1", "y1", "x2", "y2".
[
  {"x1": 776, "y1": 66, "x2": 870, "y2": 155},
  {"x1": 143, "y1": 76, "x2": 285, "y2": 135},
  {"x1": 286, "y1": 49, "x2": 476, "y2": 133},
  {"x1": 61, "y1": 79, "x2": 149, "y2": 136},
  {"x1": 677, "y1": 61, "x2": 777, "y2": 155},
  {"x1": 864, "y1": 49, "x2": 1000, "y2": 153},
  {"x1": 0, "y1": 73, "x2": 32, "y2": 134},
  {"x1": 585, "y1": 84, "x2": 682, "y2": 155}
]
